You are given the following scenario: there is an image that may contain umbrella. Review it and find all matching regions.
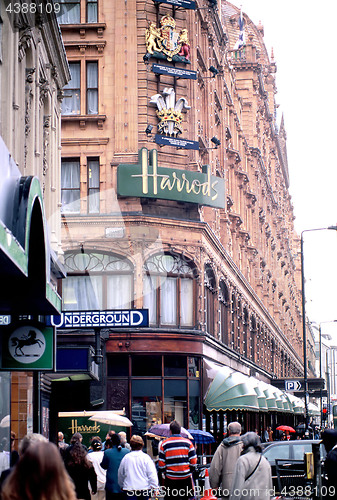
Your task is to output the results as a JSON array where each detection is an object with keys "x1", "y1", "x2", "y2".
[
  {"x1": 145, "y1": 423, "x2": 193, "y2": 440},
  {"x1": 187, "y1": 429, "x2": 215, "y2": 444},
  {"x1": 0, "y1": 415, "x2": 10, "y2": 428},
  {"x1": 89, "y1": 411, "x2": 133, "y2": 427},
  {"x1": 276, "y1": 425, "x2": 296, "y2": 433}
]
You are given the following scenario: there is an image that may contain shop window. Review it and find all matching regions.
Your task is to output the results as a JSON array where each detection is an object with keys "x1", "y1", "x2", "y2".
[
  {"x1": 205, "y1": 264, "x2": 216, "y2": 336},
  {"x1": 164, "y1": 382, "x2": 187, "y2": 425},
  {"x1": 86, "y1": 62, "x2": 98, "y2": 115},
  {"x1": 143, "y1": 253, "x2": 195, "y2": 328},
  {"x1": 58, "y1": 0, "x2": 81, "y2": 24},
  {"x1": 86, "y1": 0, "x2": 97, "y2": 22},
  {"x1": 61, "y1": 158, "x2": 80, "y2": 213},
  {"x1": 62, "y1": 252, "x2": 133, "y2": 311},
  {"x1": 132, "y1": 356, "x2": 162, "y2": 377},
  {"x1": 131, "y1": 398, "x2": 161, "y2": 437},
  {"x1": 87, "y1": 158, "x2": 100, "y2": 213},
  {"x1": 188, "y1": 357, "x2": 200, "y2": 378},
  {"x1": 107, "y1": 355, "x2": 129, "y2": 377},
  {"x1": 164, "y1": 356, "x2": 186, "y2": 377},
  {"x1": 61, "y1": 62, "x2": 80, "y2": 115}
]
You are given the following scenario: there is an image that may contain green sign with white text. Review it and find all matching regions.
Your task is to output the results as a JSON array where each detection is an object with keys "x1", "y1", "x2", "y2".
[{"x1": 117, "y1": 148, "x2": 225, "y2": 208}]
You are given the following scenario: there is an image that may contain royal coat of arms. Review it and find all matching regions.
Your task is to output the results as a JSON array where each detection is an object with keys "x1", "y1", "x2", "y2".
[{"x1": 145, "y1": 16, "x2": 190, "y2": 63}]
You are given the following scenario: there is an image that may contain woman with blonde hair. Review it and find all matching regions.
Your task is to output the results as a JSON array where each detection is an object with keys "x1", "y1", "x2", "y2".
[{"x1": 1, "y1": 440, "x2": 77, "y2": 500}]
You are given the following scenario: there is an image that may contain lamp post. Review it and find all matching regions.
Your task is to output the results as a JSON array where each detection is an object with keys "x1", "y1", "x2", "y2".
[
  {"x1": 314, "y1": 321, "x2": 337, "y2": 427},
  {"x1": 301, "y1": 226, "x2": 337, "y2": 434}
]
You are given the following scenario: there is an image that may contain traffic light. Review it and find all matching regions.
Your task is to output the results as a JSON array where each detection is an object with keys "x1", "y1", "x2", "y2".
[{"x1": 322, "y1": 406, "x2": 328, "y2": 420}]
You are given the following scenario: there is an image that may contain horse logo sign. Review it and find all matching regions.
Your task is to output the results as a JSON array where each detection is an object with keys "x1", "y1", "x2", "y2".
[
  {"x1": 8, "y1": 327, "x2": 45, "y2": 362},
  {"x1": 1, "y1": 324, "x2": 54, "y2": 370}
]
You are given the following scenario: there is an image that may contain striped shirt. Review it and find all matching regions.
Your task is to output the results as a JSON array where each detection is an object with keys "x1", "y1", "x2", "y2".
[{"x1": 158, "y1": 435, "x2": 197, "y2": 480}]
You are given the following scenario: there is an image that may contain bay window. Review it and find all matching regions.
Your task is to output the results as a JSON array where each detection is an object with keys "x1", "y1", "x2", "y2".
[
  {"x1": 62, "y1": 252, "x2": 133, "y2": 311},
  {"x1": 143, "y1": 253, "x2": 195, "y2": 328}
]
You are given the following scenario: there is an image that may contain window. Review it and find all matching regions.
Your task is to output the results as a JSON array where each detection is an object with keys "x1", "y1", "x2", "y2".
[
  {"x1": 61, "y1": 62, "x2": 80, "y2": 115},
  {"x1": 58, "y1": 0, "x2": 81, "y2": 25},
  {"x1": 86, "y1": 0, "x2": 97, "y2": 22},
  {"x1": 143, "y1": 253, "x2": 195, "y2": 328},
  {"x1": 61, "y1": 159, "x2": 80, "y2": 213},
  {"x1": 205, "y1": 264, "x2": 216, "y2": 335},
  {"x1": 62, "y1": 252, "x2": 133, "y2": 311},
  {"x1": 219, "y1": 281, "x2": 230, "y2": 344},
  {"x1": 87, "y1": 158, "x2": 99, "y2": 213},
  {"x1": 86, "y1": 62, "x2": 98, "y2": 115}
]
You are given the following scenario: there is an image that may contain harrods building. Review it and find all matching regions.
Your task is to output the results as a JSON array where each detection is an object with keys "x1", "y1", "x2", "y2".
[{"x1": 50, "y1": 0, "x2": 318, "y2": 441}]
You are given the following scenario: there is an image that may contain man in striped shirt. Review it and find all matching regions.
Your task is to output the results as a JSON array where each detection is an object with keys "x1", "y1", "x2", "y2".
[{"x1": 158, "y1": 420, "x2": 197, "y2": 499}]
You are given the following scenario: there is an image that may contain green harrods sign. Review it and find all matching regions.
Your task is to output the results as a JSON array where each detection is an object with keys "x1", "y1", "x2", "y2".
[{"x1": 117, "y1": 148, "x2": 225, "y2": 209}]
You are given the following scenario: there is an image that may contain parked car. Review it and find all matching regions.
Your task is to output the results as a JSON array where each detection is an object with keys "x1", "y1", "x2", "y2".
[{"x1": 261, "y1": 440, "x2": 326, "y2": 495}]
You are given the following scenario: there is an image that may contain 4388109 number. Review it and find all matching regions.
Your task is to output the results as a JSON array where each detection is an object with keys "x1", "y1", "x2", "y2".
[
  {"x1": 281, "y1": 485, "x2": 336, "y2": 497},
  {"x1": 5, "y1": 2, "x2": 61, "y2": 15}
]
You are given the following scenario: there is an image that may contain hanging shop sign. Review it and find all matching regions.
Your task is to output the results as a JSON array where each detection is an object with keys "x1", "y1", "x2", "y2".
[
  {"x1": 0, "y1": 324, "x2": 55, "y2": 370},
  {"x1": 117, "y1": 148, "x2": 225, "y2": 208},
  {"x1": 145, "y1": 16, "x2": 190, "y2": 63},
  {"x1": 153, "y1": 0, "x2": 196, "y2": 9},
  {"x1": 152, "y1": 63, "x2": 197, "y2": 80},
  {"x1": 47, "y1": 309, "x2": 149, "y2": 329}
]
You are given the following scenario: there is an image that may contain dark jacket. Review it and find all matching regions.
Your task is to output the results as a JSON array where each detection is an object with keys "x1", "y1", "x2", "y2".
[
  {"x1": 64, "y1": 444, "x2": 97, "y2": 500},
  {"x1": 101, "y1": 446, "x2": 130, "y2": 493},
  {"x1": 325, "y1": 445, "x2": 337, "y2": 489}
]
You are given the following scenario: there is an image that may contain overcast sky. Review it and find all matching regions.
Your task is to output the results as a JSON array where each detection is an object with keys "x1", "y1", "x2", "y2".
[{"x1": 228, "y1": 1, "x2": 337, "y2": 332}]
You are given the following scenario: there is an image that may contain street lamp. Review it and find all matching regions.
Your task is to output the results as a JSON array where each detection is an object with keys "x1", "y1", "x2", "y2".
[
  {"x1": 301, "y1": 226, "x2": 337, "y2": 434},
  {"x1": 312, "y1": 320, "x2": 337, "y2": 426}
]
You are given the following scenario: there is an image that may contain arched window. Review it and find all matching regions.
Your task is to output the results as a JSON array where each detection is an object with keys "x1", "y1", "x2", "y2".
[
  {"x1": 243, "y1": 307, "x2": 249, "y2": 358},
  {"x1": 143, "y1": 253, "x2": 195, "y2": 327},
  {"x1": 205, "y1": 264, "x2": 216, "y2": 336},
  {"x1": 62, "y1": 251, "x2": 133, "y2": 311},
  {"x1": 251, "y1": 316, "x2": 256, "y2": 362},
  {"x1": 219, "y1": 281, "x2": 230, "y2": 344}
]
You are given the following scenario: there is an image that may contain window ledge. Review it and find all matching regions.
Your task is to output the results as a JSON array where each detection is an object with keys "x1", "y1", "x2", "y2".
[
  {"x1": 62, "y1": 114, "x2": 106, "y2": 129},
  {"x1": 60, "y1": 22, "x2": 106, "y2": 39}
]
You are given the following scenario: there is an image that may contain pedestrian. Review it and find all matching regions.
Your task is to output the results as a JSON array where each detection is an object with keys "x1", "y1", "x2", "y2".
[
  {"x1": 63, "y1": 432, "x2": 97, "y2": 500},
  {"x1": 157, "y1": 420, "x2": 197, "y2": 500},
  {"x1": 118, "y1": 435, "x2": 159, "y2": 500},
  {"x1": 209, "y1": 421, "x2": 243, "y2": 499},
  {"x1": 87, "y1": 437, "x2": 106, "y2": 500},
  {"x1": 1, "y1": 440, "x2": 77, "y2": 500},
  {"x1": 229, "y1": 432, "x2": 272, "y2": 500},
  {"x1": 267, "y1": 427, "x2": 273, "y2": 442},
  {"x1": 0, "y1": 432, "x2": 48, "y2": 492},
  {"x1": 118, "y1": 431, "x2": 131, "y2": 450},
  {"x1": 322, "y1": 429, "x2": 337, "y2": 491},
  {"x1": 101, "y1": 433, "x2": 130, "y2": 500},
  {"x1": 102, "y1": 430, "x2": 116, "y2": 451},
  {"x1": 58, "y1": 431, "x2": 69, "y2": 457}
]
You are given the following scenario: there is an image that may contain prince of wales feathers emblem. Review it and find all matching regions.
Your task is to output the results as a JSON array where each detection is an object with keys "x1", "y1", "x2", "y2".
[{"x1": 150, "y1": 88, "x2": 191, "y2": 137}]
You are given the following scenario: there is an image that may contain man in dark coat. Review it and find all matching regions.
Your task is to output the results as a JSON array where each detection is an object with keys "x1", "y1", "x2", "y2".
[{"x1": 322, "y1": 429, "x2": 337, "y2": 490}]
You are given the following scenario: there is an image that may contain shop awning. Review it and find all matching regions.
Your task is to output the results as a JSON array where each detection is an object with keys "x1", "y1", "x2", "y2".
[
  {"x1": 204, "y1": 361, "x2": 302, "y2": 413},
  {"x1": 204, "y1": 365, "x2": 260, "y2": 411}
]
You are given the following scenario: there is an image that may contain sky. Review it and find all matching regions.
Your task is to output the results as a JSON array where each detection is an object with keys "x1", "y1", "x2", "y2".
[{"x1": 229, "y1": 0, "x2": 337, "y2": 336}]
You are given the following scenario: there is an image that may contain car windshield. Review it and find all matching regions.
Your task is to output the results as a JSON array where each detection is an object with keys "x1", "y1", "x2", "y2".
[{"x1": 263, "y1": 444, "x2": 289, "y2": 461}]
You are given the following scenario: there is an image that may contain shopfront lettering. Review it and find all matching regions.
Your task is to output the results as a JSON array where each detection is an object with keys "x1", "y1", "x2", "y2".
[
  {"x1": 117, "y1": 148, "x2": 225, "y2": 209},
  {"x1": 69, "y1": 419, "x2": 100, "y2": 435}
]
